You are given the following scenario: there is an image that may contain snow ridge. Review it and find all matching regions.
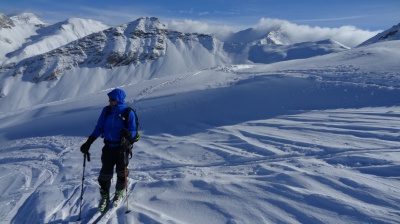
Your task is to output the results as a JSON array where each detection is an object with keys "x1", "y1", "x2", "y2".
[
  {"x1": 358, "y1": 23, "x2": 400, "y2": 46},
  {"x1": 4, "y1": 18, "x2": 109, "y2": 63},
  {"x1": 0, "y1": 13, "x2": 15, "y2": 29}
]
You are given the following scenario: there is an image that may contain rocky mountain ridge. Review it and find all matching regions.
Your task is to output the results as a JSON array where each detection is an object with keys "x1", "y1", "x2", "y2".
[
  {"x1": 358, "y1": 23, "x2": 400, "y2": 46},
  {"x1": 0, "y1": 13, "x2": 109, "y2": 63},
  {"x1": 1, "y1": 17, "x2": 227, "y2": 82},
  {"x1": 0, "y1": 14, "x2": 354, "y2": 83}
]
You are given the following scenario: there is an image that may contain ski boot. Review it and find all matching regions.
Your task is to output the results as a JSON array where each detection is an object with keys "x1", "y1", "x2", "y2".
[
  {"x1": 113, "y1": 189, "x2": 124, "y2": 207},
  {"x1": 98, "y1": 189, "x2": 110, "y2": 212}
]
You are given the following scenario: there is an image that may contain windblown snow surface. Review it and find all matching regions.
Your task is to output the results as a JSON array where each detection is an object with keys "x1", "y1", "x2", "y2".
[{"x1": 0, "y1": 40, "x2": 400, "y2": 224}]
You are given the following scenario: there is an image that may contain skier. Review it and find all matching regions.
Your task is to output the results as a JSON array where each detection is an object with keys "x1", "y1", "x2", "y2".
[{"x1": 80, "y1": 88, "x2": 137, "y2": 212}]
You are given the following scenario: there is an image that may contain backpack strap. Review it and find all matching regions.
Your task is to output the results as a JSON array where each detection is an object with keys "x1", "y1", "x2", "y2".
[
  {"x1": 121, "y1": 107, "x2": 140, "y2": 143},
  {"x1": 119, "y1": 107, "x2": 132, "y2": 128},
  {"x1": 120, "y1": 107, "x2": 140, "y2": 129}
]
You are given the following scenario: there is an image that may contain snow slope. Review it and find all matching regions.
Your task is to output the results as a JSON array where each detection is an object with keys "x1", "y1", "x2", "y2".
[
  {"x1": 0, "y1": 17, "x2": 231, "y2": 113},
  {"x1": 0, "y1": 38, "x2": 399, "y2": 224},
  {"x1": 0, "y1": 13, "x2": 46, "y2": 62},
  {"x1": 247, "y1": 39, "x2": 349, "y2": 64},
  {"x1": 0, "y1": 13, "x2": 109, "y2": 63},
  {"x1": 4, "y1": 18, "x2": 109, "y2": 64},
  {"x1": 358, "y1": 23, "x2": 400, "y2": 47}
]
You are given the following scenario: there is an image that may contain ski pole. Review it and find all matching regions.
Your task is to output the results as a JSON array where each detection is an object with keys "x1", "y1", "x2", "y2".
[
  {"x1": 120, "y1": 135, "x2": 131, "y2": 214},
  {"x1": 77, "y1": 152, "x2": 90, "y2": 221},
  {"x1": 124, "y1": 164, "x2": 130, "y2": 213},
  {"x1": 123, "y1": 144, "x2": 131, "y2": 214}
]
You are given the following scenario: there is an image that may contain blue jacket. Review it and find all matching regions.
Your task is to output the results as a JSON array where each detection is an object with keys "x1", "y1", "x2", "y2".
[{"x1": 90, "y1": 89, "x2": 137, "y2": 146}]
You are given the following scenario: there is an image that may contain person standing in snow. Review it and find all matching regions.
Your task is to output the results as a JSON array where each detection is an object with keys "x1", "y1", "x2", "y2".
[{"x1": 80, "y1": 88, "x2": 137, "y2": 212}]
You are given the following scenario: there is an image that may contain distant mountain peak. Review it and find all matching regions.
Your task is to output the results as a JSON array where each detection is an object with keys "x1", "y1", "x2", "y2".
[
  {"x1": 10, "y1": 12, "x2": 45, "y2": 26},
  {"x1": 266, "y1": 30, "x2": 284, "y2": 45},
  {"x1": 378, "y1": 24, "x2": 399, "y2": 40},
  {"x1": 225, "y1": 26, "x2": 292, "y2": 46},
  {"x1": 1, "y1": 12, "x2": 46, "y2": 30},
  {"x1": 136, "y1": 17, "x2": 164, "y2": 26},
  {"x1": 123, "y1": 17, "x2": 168, "y2": 33},
  {"x1": 315, "y1": 39, "x2": 350, "y2": 49},
  {"x1": 1, "y1": 16, "x2": 109, "y2": 64},
  {"x1": 247, "y1": 38, "x2": 349, "y2": 64},
  {"x1": 0, "y1": 13, "x2": 14, "y2": 29},
  {"x1": 358, "y1": 23, "x2": 400, "y2": 47}
]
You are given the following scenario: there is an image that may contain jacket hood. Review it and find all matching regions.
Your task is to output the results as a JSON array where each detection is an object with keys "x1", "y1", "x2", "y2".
[{"x1": 107, "y1": 88, "x2": 126, "y2": 104}]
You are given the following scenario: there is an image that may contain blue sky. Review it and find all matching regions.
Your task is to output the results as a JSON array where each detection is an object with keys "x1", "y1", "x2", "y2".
[{"x1": 2, "y1": 0, "x2": 399, "y2": 31}]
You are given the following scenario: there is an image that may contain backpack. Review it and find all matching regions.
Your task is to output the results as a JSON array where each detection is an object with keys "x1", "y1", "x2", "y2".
[{"x1": 104, "y1": 106, "x2": 141, "y2": 143}]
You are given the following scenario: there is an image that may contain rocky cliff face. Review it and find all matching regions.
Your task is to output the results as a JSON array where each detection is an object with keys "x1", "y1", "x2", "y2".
[
  {"x1": 0, "y1": 13, "x2": 15, "y2": 29},
  {"x1": 1, "y1": 17, "x2": 224, "y2": 82},
  {"x1": 1, "y1": 15, "x2": 109, "y2": 64}
]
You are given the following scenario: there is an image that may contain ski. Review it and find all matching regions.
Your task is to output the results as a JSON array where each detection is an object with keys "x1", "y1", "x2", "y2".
[
  {"x1": 89, "y1": 191, "x2": 128, "y2": 223},
  {"x1": 85, "y1": 182, "x2": 136, "y2": 223},
  {"x1": 90, "y1": 200, "x2": 117, "y2": 223}
]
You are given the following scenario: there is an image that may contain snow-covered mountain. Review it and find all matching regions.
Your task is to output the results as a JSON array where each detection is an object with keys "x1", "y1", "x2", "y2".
[
  {"x1": 358, "y1": 23, "x2": 400, "y2": 46},
  {"x1": 0, "y1": 13, "x2": 46, "y2": 61},
  {"x1": 219, "y1": 22, "x2": 352, "y2": 64},
  {"x1": 0, "y1": 13, "x2": 109, "y2": 63},
  {"x1": 1, "y1": 17, "x2": 228, "y2": 82},
  {"x1": 5, "y1": 18, "x2": 109, "y2": 64},
  {"x1": 247, "y1": 39, "x2": 350, "y2": 64},
  {"x1": 0, "y1": 16, "x2": 231, "y2": 112},
  {"x1": 0, "y1": 13, "x2": 15, "y2": 28},
  {"x1": 224, "y1": 25, "x2": 290, "y2": 45}
]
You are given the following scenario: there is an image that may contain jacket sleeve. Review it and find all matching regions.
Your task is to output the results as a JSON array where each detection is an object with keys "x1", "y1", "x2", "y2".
[
  {"x1": 127, "y1": 110, "x2": 137, "y2": 139},
  {"x1": 90, "y1": 107, "x2": 107, "y2": 139}
]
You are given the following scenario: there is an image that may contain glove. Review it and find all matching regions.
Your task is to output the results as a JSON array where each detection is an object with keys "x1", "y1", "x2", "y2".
[
  {"x1": 80, "y1": 142, "x2": 90, "y2": 154},
  {"x1": 120, "y1": 128, "x2": 134, "y2": 144},
  {"x1": 80, "y1": 136, "x2": 95, "y2": 154}
]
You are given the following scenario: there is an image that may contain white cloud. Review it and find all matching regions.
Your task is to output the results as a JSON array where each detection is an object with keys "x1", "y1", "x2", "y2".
[
  {"x1": 198, "y1": 12, "x2": 210, "y2": 16},
  {"x1": 178, "y1": 9, "x2": 194, "y2": 14},
  {"x1": 167, "y1": 17, "x2": 381, "y2": 48},
  {"x1": 254, "y1": 18, "x2": 381, "y2": 47}
]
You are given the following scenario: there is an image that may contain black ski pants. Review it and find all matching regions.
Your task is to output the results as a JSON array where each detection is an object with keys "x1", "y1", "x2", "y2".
[{"x1": 98, "y1": 145, "x2": 129, "y2": 192}]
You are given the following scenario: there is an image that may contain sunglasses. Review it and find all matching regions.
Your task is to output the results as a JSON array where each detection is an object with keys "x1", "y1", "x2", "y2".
[{"x1": 109, "y1": 98, "x2": 116, "y2": 101}]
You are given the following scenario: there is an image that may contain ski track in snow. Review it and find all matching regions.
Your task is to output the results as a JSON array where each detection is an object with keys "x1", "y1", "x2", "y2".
[
  {"x1": 0, "y1": 137, "x2": 81, "y2": 223},
  {"x1": 134, "y1": 70, "x2": 204, "y2": 102},
  {"x1": 128, "y1": 109, "x2": 400, "y2": 224},
  {"x1": 1, "y1": 107, "x2": 399, "y2": 223}
]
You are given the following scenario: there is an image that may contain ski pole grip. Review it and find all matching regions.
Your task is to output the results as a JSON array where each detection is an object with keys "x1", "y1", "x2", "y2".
[{"x1": 86, "y1": 152, "x2": 91, "y2": 162}]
